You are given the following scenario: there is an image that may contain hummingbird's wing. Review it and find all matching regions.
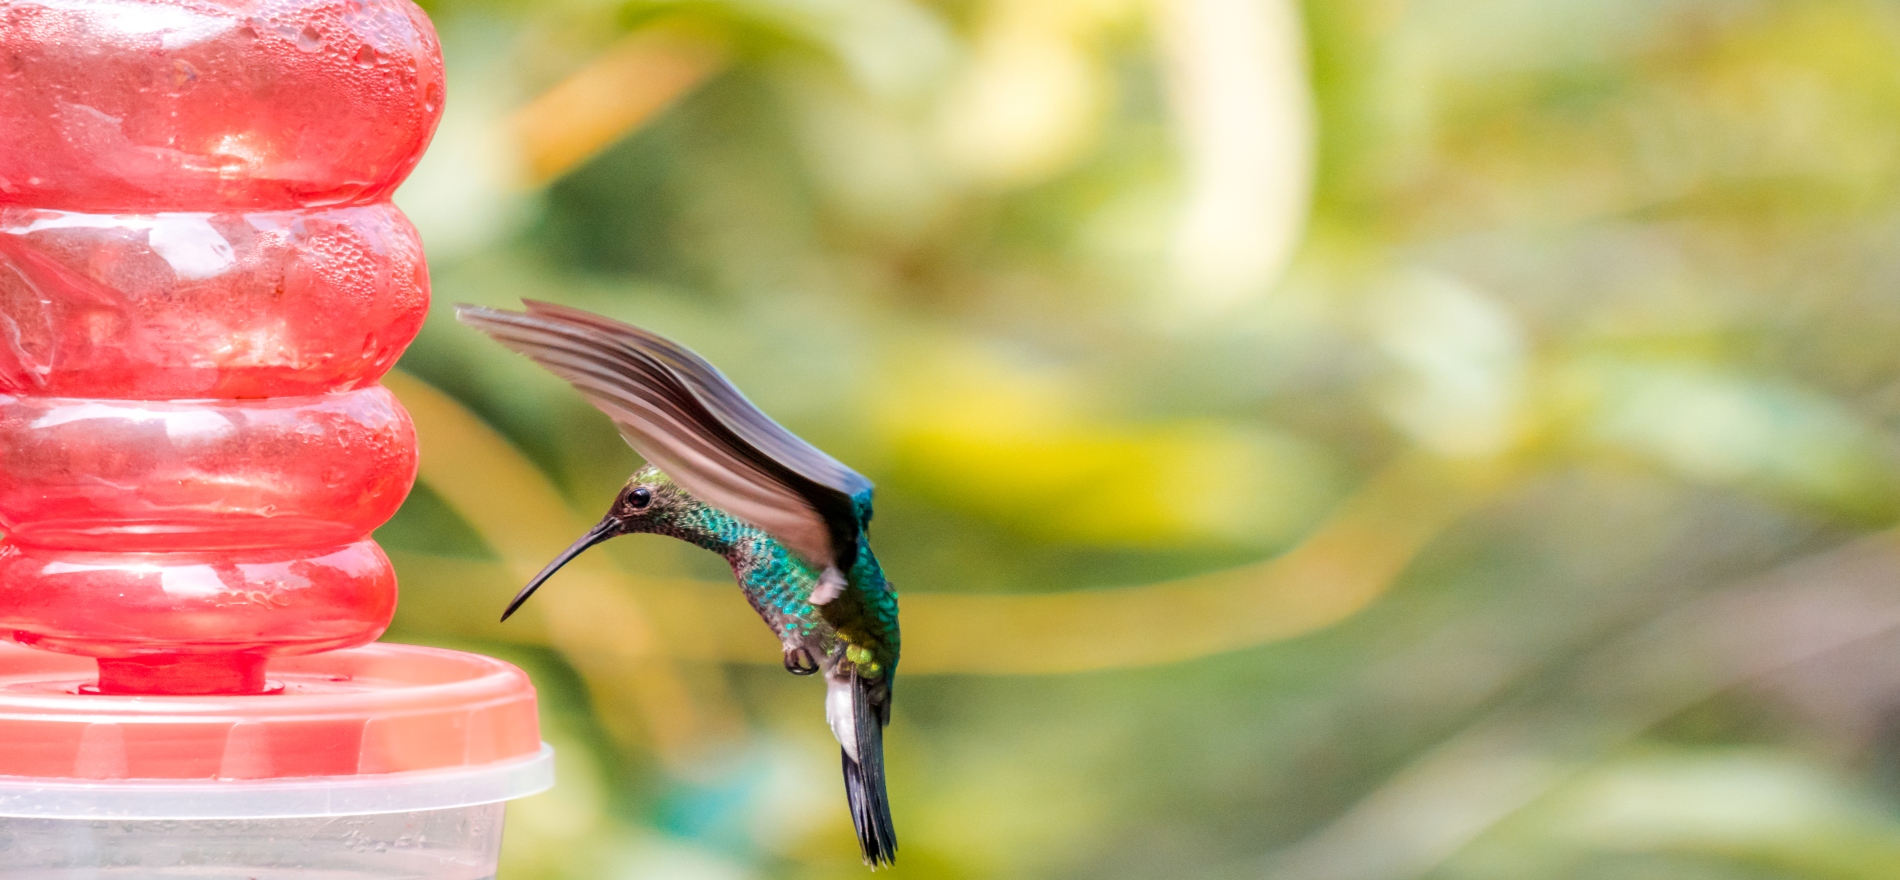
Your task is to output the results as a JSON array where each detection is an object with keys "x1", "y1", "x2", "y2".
[
  {"x1": 456, "y1": 303, "x2": 870, "y2": 571},
  {"x1": 519, "y1": 300, "x2": 873, "y2": 501}
]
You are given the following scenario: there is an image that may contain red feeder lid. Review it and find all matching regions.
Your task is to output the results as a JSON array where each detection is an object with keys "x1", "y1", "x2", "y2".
[{"x1": 0, "y1": 643, "x2": 542, "y2": 782}]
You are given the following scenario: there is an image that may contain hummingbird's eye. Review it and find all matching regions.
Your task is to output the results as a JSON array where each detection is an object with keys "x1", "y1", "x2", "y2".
[{"x1": 628, "y1": 487, "x2": 653, "y2": 509}]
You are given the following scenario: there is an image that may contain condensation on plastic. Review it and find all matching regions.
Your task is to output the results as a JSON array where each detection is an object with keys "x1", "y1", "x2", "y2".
[
  {"x1": 0, "y1": 388, "x2": 418, "y2": 549},
  {"x1": 0, "y1": 205, "x2": 430, "y2": 399},
  {"x1": 0, "y1": 803, "x2": 509, "y2": 879},
  {"x1": 0, "y1": 0, "x2": 447, "y2": 213},
  {"x1": 0, "y1": 540, "x2": 396, "y2": 661}
]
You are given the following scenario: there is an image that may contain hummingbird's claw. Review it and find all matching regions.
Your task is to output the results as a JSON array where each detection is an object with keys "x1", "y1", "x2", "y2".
[{"x1": 784, "y1": 647, "x2": 820, "y2": 675}]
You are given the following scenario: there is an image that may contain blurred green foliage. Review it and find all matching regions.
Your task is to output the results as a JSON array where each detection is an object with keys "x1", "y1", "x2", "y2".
[{"x1": 379, "y1": 0, "x2": 1900, "y2": 877}]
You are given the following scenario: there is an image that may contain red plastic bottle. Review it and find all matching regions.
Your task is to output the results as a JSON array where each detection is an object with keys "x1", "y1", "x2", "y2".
[
  {"x1": 0, "y1": 0, "x2": 441, "y2": 696},
  {"x1": 0, "y1": 11, "x2": 546, "y2": 847}
]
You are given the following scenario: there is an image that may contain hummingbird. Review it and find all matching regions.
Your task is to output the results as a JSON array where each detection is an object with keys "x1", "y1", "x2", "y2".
[{"x1": 456, "y1": 301, "x2": 899, "y2": 867}]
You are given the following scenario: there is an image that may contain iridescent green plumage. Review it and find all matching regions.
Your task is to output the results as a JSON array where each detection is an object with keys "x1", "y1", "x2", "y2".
[{"x1": 629, "y1": 467, "x2": 900, "y2": 682}]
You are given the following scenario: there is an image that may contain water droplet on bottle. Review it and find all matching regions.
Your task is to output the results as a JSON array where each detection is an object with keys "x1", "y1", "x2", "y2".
[
  {"x1": 354, "y1": 45, "x2": 377, "y2": 68},
  {"x1": 297, "y1": 25, "x2": 324, "y2": 52}
]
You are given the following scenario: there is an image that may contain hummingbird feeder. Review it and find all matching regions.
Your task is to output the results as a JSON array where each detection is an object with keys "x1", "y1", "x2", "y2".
[{"x1": 0, "y1": 1, "x2": 550, "y2": 875}]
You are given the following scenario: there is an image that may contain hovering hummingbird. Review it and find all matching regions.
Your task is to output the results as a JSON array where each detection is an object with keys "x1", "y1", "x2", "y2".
[{"x1": 457, "y1": 301, "x2": 899, "y2": 867}]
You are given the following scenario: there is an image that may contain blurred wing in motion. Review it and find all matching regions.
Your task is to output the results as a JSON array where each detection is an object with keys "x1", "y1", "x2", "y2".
[
  {"x1": 455, "y1": 302, "x2": 870, "y2": 570},
  {"x1": 518, "y1": 299, "x2": 874, "y2": 502}
]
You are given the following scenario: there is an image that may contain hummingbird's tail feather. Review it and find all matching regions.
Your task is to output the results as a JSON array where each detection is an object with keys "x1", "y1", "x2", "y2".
[{"x1": 838, "y1": 673, "x2": 896, "y2": 868}]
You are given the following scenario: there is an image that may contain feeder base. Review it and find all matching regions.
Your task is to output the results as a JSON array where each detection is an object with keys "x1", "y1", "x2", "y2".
[{"x1": 0, "y1": 804, "x2": 503, "y2": 879}]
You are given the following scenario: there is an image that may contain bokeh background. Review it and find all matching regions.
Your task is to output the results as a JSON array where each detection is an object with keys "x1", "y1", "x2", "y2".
[{"x1": 380, "y1": 1, "x2": 1900, "y2": 877}]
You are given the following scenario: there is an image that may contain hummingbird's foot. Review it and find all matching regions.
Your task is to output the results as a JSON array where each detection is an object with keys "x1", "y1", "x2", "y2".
[
  {"x1": 783, "y1": 647, "x2": 820, "y2": 676},
  {"x1": 811, "y1": 567, "x2": 846, "y2": 606}
]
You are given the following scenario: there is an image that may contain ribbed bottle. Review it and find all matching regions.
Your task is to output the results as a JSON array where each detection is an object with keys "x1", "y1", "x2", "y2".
[{"x1": 0, "y1": 0, "x2": 446, "y2": 696}]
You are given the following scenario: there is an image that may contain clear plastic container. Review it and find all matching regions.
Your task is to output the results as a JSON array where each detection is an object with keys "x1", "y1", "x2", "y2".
[{"x1": 0, "y1": 807, "x2": 509, "y2": 880}]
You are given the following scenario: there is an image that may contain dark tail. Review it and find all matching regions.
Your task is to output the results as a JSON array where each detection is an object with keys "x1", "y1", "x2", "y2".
[{"x1": 842, "y1": 673, "x2": 897, "y2": 868}]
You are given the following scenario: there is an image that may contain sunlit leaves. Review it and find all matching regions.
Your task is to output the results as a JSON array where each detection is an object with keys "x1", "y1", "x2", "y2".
[
  {"x1": 1559, "y1": 357, "x2": 1900, "y2": 522},
  {"x1": 381, "y1": 0, "x2": 1900, "y2": 876},
  {"x1": 868, "y1": 339, "x2": 1342, "y2": 548}
]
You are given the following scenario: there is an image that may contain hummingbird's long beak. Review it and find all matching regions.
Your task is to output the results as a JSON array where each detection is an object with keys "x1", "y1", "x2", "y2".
[{"x1": 501, "y1": 514, "x2": 624, "y2": 622}]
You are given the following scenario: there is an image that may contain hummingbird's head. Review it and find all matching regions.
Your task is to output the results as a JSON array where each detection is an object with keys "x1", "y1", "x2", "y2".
[
  {"x1": 601, "y1": 465, "x2": 696, "y2": 528},
  {"x1": 499, "y1": 465, "x2": 700, "y2": 621}
]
